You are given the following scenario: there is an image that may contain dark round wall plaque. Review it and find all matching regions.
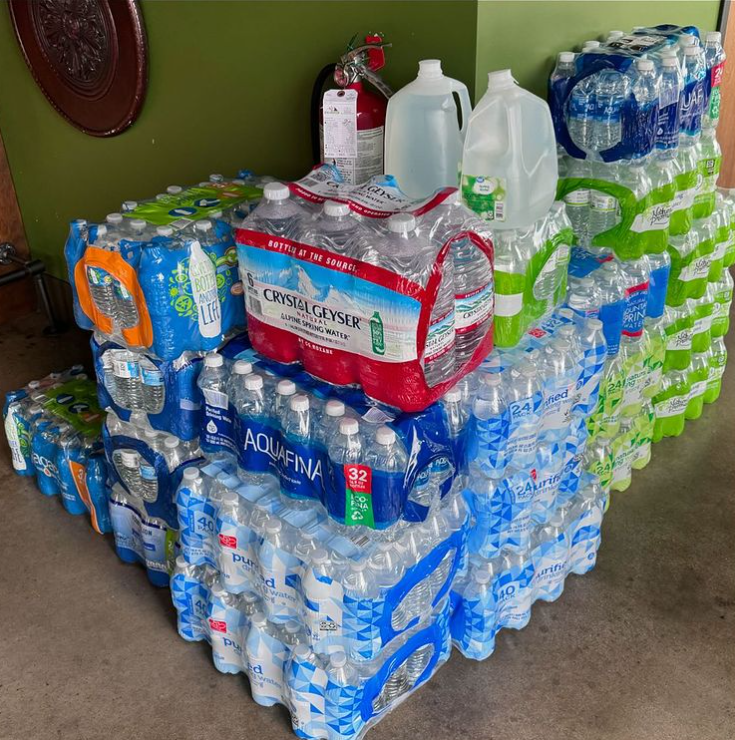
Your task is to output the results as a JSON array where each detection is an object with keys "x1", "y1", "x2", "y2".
[{"x1": 8, "y1": 0, "x2": 148, "y2": 137}]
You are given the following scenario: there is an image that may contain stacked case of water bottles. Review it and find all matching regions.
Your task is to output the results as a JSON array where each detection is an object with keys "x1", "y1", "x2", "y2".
[
  {"x1": 63, "y1": 172, "x2": 265, "y2": 584},
  {"x1": 2, "y1": 367, "x2": 111, "y2": 534},
  {"x1": 549, "y1": 24, "x2": 732, "y2": 495}
]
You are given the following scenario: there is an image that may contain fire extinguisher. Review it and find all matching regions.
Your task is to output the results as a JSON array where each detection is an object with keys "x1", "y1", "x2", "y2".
[{"x1": 311, "y1": 34, "x2": 393, "y2": 185}]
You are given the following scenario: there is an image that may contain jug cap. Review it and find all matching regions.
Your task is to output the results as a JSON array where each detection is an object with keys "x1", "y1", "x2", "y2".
[
  {"x1": 418, "y1": 59, "x2": 443, "y2": 79},
  {"x1": 487, "y1": 69, "x2": 515, "y2": 90}
]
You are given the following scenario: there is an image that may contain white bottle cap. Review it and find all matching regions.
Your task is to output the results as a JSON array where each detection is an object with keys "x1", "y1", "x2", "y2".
[
  {"x1": 340, "y1": 418, "x2": 359, "y2": 436},
  {"x1": 143, "y1": 428, "x2": 158, "y2": 440},
  {"x1": 277, "y1": 379, "x2": 296, "y2": 396},
  {"x1": 661, "y1": 56, "x2": 678, "y2": 67},
  {"x1": 325, "y1": 399, "x2": 345, "y2": 417},
  {"x1": 121, "y1": 450, "x2": 138, "y2": 467},
  {"x1": 130, "y1": 219, "x2": 147, "y2": 231},
  {"x1": 183, "y1": 467, "x2": 200, "y2": 481},
  {"x1": 324, "y1": 200, "x2": 350, "y2": 217},
  {"x1": 418, "y1": 59, "x2": 443, "y2": 79},
  {"x1": 106, "y1": 212, "x2": 123, "y2": 225},
  {"x1": 482, "y1": 372, "x2": 502, "y2": 386},
  {"x1": 330, "y1": 651, "x2": 348, "y2": 668},
  {"x1": 164, "y1": 436, "x2": 180, "y2": 449},
  {"x1": 176, "y1": 555, "x2": 187, "y2": 568},
  {"x1": 387, "y1": 212, "x2": 416, "y2": 234},
  {"x1": 679, "y1": 34, "x2": 696, "y2": 47},
  {"x1": 264, "y1": 182, "x2": 290, "y2": 201},
  {"x1": 293, "y1": 644, "x2": 310, "y2": 658},
  {"x1": 156, "y1": 226, "x2": 174, "y2": 237},
  {"x1": 290, "y1": 394, "x2": 310, "y2": 412},
  {"x1": 233, "y1": 359, "x2": 253, "y2": 375},
  {"x1": 684, "y1": 46, "x2": 699, "y2": 57},
  {"x1": 195, "y1": 219, "x2": 213, "y2": 233},
  {"x1": 375, "y1": 426, "x2": 396, "y2": 445},
  {"x1": 587, "y1": 318, "x2": 604, "y2": 331},
  {"x1": 475, "y1": 569, "x2": 492, "y2": 584},
  {"x1": 350, "y1": 559, "x2": 367, "y2": 572},
  {"x1": 311, "y1": 548, "x2": 329, "y2": 565},
  {"x1": 706, "y1": 31, "x2": 722, "y2": 43},
  {"x1": 607, "y1": 31, "x2": 624, "y2": 40},
  {"x1": 284, "y1": 620, "x2": 301, "y2": 634},
  {"x1": 167, "y1": 185, "x2": 183, "y2": 194},
  {"x1": 209, "y1": 210, "x2": 224, "y2": 220},
  {"x1": 204, "y1": 353, "x2": 223, "y2": 368},
  {"x1": 557, "y1": 307, "x2": 574, "y2": 320},
  {"x1": 637, "y1": 59, "x2": 654, "y2": 71},
  {"x1": 487, "y1": 69, "x2": 514, "y2": 89},
  {"x1": 155, "y1": 193, "x2": 168, "y2": 201},
  {"x1": 251, "y1": 612, "x2": 267, "y2": 627},
  {"x1": 266, "y1": 518, "x2": 282, "y2": 534},
  {"x1": 559, "y1": 52, "x2": 575, "y2": 63},
  {"x1": 245, "y1": 374, "x2": 264, "y2": 391},
  {"x1": 122, "y1": 200, "x2": 138, "y2": 211},
  {"x1": 210, "y1": 174, "x2": 224, "y2": 182},
  {"x1": 583, "y1": 40, "x2": 601, "y2": 49},
  {"x1": 444, "y1": 388, "x2": 462, "y2": 403},
  {"x1": 28, "y1": 380, "x2": 41, "y2": 389}
]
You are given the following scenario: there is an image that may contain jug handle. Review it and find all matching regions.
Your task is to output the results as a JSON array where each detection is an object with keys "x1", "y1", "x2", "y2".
[{"x1": 451, "y1": 79, "x2": 472, "y2": 139}]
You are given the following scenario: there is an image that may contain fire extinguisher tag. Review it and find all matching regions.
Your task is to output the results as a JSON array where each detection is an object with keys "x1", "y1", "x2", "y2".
[{"x1": 323, "y1": 89, "x2": 358, "y2": 160}]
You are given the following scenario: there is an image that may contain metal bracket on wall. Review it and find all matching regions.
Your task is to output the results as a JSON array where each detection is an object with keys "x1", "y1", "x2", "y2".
[{"x1": 0, "y1": 242, "x2": 66, "y2": 336}]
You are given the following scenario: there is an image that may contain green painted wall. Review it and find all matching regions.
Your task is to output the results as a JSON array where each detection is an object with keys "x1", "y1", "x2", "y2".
[
  {"x1": 474, "y1": 0, "x2": 722, "y2": 101},
  {"x1": 0, "y1": 0, "x2": 723, "y2": 280},
  {"x1": 0, "y1": 0, "x2": 477, "y2": 278}
]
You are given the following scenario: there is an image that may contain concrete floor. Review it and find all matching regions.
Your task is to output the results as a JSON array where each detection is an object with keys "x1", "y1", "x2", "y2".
[{"x1": 0, "y1": 312, "x2": 733, "y2": 740}]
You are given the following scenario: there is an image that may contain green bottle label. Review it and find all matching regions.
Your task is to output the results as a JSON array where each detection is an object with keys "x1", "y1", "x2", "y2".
[{"x1": 343, "y1": 464, "x2": 375, "y2": 528}]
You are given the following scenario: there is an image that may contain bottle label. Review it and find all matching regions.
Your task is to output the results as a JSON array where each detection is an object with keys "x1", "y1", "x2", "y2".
[
  {"x1": 302, "y1": 568, "x2": 344, "y2": 645},
  {"x1": 201, "y1": 391, "x2": 235, "y2": 455},
  {"x1": 709, "y1": 61, "x2": 725, "y2": 119},
  {"x1": 189, "y1": 242, "x2": 222, "y2": 339},
  {"x1": 425, "y1": 307, "x2": 456, "y2": 364},
  {"x1": 565, "y1": 189, "x2": 589, "y2": 206},
  {"x1": 692, "y1": 313, "x2": 713, "y2": 336},
  {"x1": 278, "y1": 436, "x2": 325, "y2": 502},
  {"x1": 671, "y1": 186, "x2": 696, "y2": 213},
  {"x1": 680, "y1": 78, "x2": 705, "y2": 136},
  {"x1": 455, "y1": 282, "x2": 493, "y2": 334},
  {"x1": 622, "y1": 282, "x2": 649, "y2": 338},
  {"x1": 240, "y1": 243, "x2": 422, "y2": 363},
  {"x1": 461, "y1": 175, "x2": 506, "y2": 222},
  {"x1": 591, "y1": 192, "x2": 617, "y2": 213},
  {"x1": 494, "y1": 292, "x2": 523, "y2": 318},
  {"x1": 113, "y1": 359, "x2": 138, "y2": 379},
  {"x1": 630, "y1": 203, "x2": 672, "y2": 233},
  {"x1": 141, "y1": 367, "x2": 164, "y2": 386},
  {"x1": 656, "y1": 99, "x2": 680, "y2": 151},
  {"x1": 217, "y1": 521, "x2": 259, "y2": 591},
  {"x1": 689, "y1": 380, "x2": 707, "y2": 399},
  {"x1": 655, "y1": 393, "x2": 689, "y2": 418},
  {"x1": 666, "y1": 327, "x2": 692, "y2": 351},
  {"x1": 679, "y1": 255, "x2": 712, "y2": 282},
  {"x1": 343, "y1": 463, "x2": 375, "y2": 528}
]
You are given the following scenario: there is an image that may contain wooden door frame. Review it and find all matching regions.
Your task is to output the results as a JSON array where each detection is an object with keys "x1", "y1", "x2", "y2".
[{"x1": 718, "y1": 0, "x2": 735, "y2": 187}]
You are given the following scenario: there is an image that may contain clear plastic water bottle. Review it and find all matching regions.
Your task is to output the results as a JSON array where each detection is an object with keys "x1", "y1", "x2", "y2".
[
  {"x1": 592, "y1": 69, "x2": 629, "y2": 152},
  {"x1": 703, "y1": 31, "x2": 726, "y2": 129},
  {"x1": 433, "y1": 387, "x2": 468, "y2": 490},
  {"x1": 540, "y1": 338, "x2": 578, "y2": 443},
  {"x1": 427, "y1": 192, "x2": 493, "y2": 364},
  {"x1": 325, "y1": 651, "x2": 360, "y2": 739},
  {"x1": 113, "y1": 351, "x2": 143, "y2": 409},
  {"x1": 563, "y1": 158, "x2": 590, "y2": 244},
  {"x1": 506, "y1": 361, "x2": 544, "y2": 469},
  {"x1": 568, "y1": 75, "x2": 596, "y2": 151},
  {"x1": 245, "y1": 611, "x2": 286, "y2": 707},
  {"x1": 139, "y1": 428, "x2": 160, "y2": 501},
  {"x1": 630, "y1": 59, "x2": 660, "y2": 158},
  {"x1": 249, "y1": 182, "x2": 306, "y2": 238},
  {"x1": 470, "y1": 370, "x2": 510, "y2": 477},
  {"x1": 681, "y1": 45, "x2": 706, "y2": 141},
  {"x1": 368, "y1": 540, "x2": 406, "y2": 589},
  {"x1": 274, "y1": 379, "x2": 297, "y2": 428},
  {"x1": 646, "y1": 250, "x2": 672, "y2": 319},
  {"x1": 327, "y1": 418, "x2": 365, "y2": 521},
  {"x1": 197, "y1": 353, "x2": 230, "y2": 460},
  {"x1": 286, "y1": 645, "x2": 327, "y2": 740},
  {"x1": 226, "y1": 358, "x2": 254, "y2": 406},
  {"x1": 140, "y1": 359, "x2": 165, "y2": 413},
  {"x1": 258, "y1": 517, "x2": 300, "y2": 623},
  {"x1": 567, "y1": 275, "x2": 602, "y2": 320},
  {"x1": 302, "y1": 200, "x2": 359, "y2": 255},
  {"x1": 164, "y1": 435, "x2": 182, "y2": 472},
  {"x1": 656, "y1": 56, "x2": 683, "y2": 157},
  {"x1": 119, "y1": 450, "x2": 142, "y2": 496},
  {"x1": 234, "y1": 374, "x2": 269, "y2": 482},
  {"x1": 343, "y1": 559, "x2": 380, "y2": 661},
  {"x1": 317, "y1": 399, "x2": 345, "y2": 448}
]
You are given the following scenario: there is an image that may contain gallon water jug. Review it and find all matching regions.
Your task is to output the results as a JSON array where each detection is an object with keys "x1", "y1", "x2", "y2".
[
  {"x1": 384, "y1": 59, "x2": 472, "y2": 199},
  {"x1": 461, "y1": 69, "x2": 558, "y2": 230}
]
